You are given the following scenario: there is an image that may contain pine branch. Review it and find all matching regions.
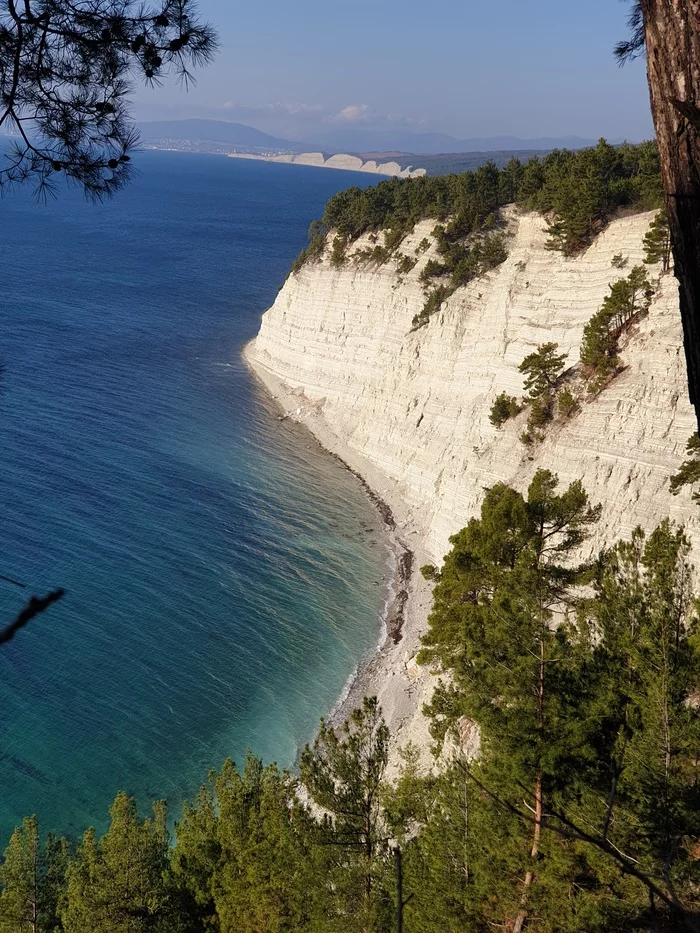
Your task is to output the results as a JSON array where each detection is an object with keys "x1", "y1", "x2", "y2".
[{"x1": 457, "y1": 762, "x2": 698, "y2": 933}]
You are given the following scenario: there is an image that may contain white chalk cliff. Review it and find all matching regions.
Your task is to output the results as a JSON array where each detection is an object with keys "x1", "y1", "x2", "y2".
[
  {"x1": 250, "y1": 210, "x2": 699, "y2": 562},
  {"x1": 227, "y1": 151, "x2": 426, "y2": 178},
  {"x1": 246, "y1": 208, "x2": 700, "y2": 761}
]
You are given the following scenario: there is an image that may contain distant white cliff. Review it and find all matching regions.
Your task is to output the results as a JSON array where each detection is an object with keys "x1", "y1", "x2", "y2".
[{"x1": 227, "y1": 151, "x2": 426, "y2": 178}]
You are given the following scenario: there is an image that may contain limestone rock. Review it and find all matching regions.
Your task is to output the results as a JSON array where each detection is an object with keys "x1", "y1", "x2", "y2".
[
  {"x1": 249, "y1": 209, "x2": 699, "y2": 566},
  {"x1": 247, "y1": 208, "x2": 700, "y2": 769}
]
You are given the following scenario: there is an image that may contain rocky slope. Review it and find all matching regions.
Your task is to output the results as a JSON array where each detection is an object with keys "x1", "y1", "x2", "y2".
[{"x1": 246, "y1": 208, "x2": 700, "y2": 764}]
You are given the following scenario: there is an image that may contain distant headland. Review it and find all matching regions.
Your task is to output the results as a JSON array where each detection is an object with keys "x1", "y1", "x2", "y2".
[
  {"x1": 137, "y1": 118, "x2": 606, "y2": 178},
  {"x1": 226, "y1": 150, "x2": 426, "y2": 178}
]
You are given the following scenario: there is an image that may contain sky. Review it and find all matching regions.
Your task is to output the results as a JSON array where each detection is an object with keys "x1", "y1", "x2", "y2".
[{"x1": 132, "y1": 0, "x2": 654, "y2": 145}]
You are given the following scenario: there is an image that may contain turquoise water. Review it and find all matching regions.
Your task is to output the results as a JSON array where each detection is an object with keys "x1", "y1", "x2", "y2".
[{"x1": 0, "y1": 153, "x2": 387, "y2": 841}]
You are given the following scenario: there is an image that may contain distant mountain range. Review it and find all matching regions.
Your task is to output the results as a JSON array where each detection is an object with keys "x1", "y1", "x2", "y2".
[
  {"x1": 309, "y1": 129, "x2": 604, "y2": 155},
  {"x1": 138, "y1": 119, "x2": 607, "y2": 157},
  {"x1": 138, "y1": 119, "x2": 310, "y2": 153}
]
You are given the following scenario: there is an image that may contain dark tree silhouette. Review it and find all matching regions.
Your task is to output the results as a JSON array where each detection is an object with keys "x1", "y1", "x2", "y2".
[
  {"x1": 0, "y1": 0, "x2": 217, "y2": 199},
  {"x1": 0, "y1": 588, "x2": 65, "y2": 644},
  {"x1": 617, "y1": 1, "x2": 700, "y2": 428}
]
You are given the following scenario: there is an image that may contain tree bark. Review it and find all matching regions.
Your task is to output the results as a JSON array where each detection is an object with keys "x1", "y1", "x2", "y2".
[
  {"x1": 512, "y1": 774, "x2": 542, "y2": 933},
  {"x1": 512, "y1": 632, "x2": 546, "y2": 933},
  {"x1": 394, "y1": 847, "x2": 404, "y2": 933},
  {"x1": 641, "y1": 1, "x2": 700, "y2": 426}
]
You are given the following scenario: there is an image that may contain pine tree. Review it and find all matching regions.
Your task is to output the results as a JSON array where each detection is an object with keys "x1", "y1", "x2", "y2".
[
  {"x1": 580, "y1": 266, "x2": 652, "y2": 386},
  {"x1": 576, "y1": 522, "x2": 700, "y2": 926},
  {"x1": 300, "y1": 697, "x2": 392, "y2": 933},
  {"x1": 62, "y1": 793, "x2": 173, "y2": 933},
  {"x1": 0, "y1": 1, "x2": 216, "y2": 198},
  {"x1": 489, "y1": 392, "x2": 522, "y2": 427},
  {"x1": 211, "y1": 754, "x2": 314, "y2": 933},
  {"x1": 670, "y1": 432, "x2": 700, "y2": 496},
  {"x1": 420, "y1": 471, "x2": 601, "y2": 931},
  {"x1": 0, "y1": 817, "x2": 68, "y2": 933},
  {"x1": 557, "y1": 387, "x2": 577, "y2": 417},
  {"x1": 643, "y1": 208, "x2": 672, "y2": 272},
  {"x1": 170, "y1": 784, "x2": 221, "y2": 932},
  {"x1": 518, "y1": 343, "x2": 568, "y2": 398},
  {"x1": 580, "y1": 306, "x2": 619, "y2": 380}
]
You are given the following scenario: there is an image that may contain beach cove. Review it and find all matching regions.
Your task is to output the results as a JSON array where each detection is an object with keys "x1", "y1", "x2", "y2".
[{"x1": 0, "y1": 152, "x2": 393, "y2": 840}]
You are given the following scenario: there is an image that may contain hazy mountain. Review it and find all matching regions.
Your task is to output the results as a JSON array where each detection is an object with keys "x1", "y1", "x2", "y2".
[
  {"x1": 138, "y1": 119, "x2": 311, "y2": 152},
  {"x1": 303, "y1": 128, "x2": 602, "y2": 154},
  {"x1": 138, "y1": 119, "x2": 607, "y2": 157}
]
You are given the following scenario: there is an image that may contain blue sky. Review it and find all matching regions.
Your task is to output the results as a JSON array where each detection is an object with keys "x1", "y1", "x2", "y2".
[{"x1": 133, "y1": 0, "x2": 653, "y2": 143}]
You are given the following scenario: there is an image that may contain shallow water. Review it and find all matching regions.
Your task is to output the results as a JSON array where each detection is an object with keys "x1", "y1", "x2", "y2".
[{"x1": 0, "y1": 152, "x2": 386, "y2": 841}]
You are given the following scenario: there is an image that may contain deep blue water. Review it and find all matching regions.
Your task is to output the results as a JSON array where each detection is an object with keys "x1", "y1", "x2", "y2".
[{"x1": 0, "y1": 152, "x2": 387, "y2": 841}]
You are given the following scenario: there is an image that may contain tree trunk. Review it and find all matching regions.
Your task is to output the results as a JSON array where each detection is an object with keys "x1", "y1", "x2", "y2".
[
  {"x1": 512, "y1": 633, "x2": 545, "y2": 933},
  {"x1": 512, "y1": 774, "x2": 543, "y2": 933},
  {"x1": 364, "y1": 806, "x2": 373, "y2": 933},
  {"x1": 641, "y1": 1, "x2": 700, "y2": 427},
  {"x1": 394, "y1": 847, "x2": 404, "y2": 933}
]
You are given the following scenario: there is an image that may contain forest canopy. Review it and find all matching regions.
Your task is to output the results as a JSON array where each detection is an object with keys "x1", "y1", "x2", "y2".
[
  {"x1": 294, "y1": 139, "x2": 662, "y2": 272},
  {"x1": 2, "y1": 472, "x2": 699, "y2": 933}
]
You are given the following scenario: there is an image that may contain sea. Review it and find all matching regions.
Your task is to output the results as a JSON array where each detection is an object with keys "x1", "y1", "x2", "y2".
[{"x1": 0, "y1": 151, "x2": 387, "y2": 843}]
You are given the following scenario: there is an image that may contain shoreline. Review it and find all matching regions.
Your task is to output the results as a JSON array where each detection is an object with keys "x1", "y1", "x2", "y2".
[
  {"x1": 242, "y1": 342, "x2": 437, "y2": 772},
  {"x1": 226, "y1": 151, "x2": 427, "y2": 179}
]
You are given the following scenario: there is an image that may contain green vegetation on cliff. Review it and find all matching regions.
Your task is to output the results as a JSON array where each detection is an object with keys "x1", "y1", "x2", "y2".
[
  {"x1": 643, "y1": 208, "x2": 672, "y2": 273},
  {"x1": 411, "y1": 225, "x2": 509, "y2": 329},
  {"x1": 489, "y1": 391, "x2": 523, "y2": 427},
  {"x1": 291, "y1": 139, "x2": 661, "y2": 330},
  {"x1": 293, "y1": 139, "x2": 661, "y2": 275},
  {"x1": 580, "y1": 265, "x2": 653, "y2": 390}
]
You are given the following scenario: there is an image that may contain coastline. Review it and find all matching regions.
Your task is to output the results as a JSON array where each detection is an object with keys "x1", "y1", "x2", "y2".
[
  {"x1": 242, "y1": 341, "x2": 437, "y2": 773},
  {"x1": 226, "y1": 151, "x2": 427, "y2": 179}
]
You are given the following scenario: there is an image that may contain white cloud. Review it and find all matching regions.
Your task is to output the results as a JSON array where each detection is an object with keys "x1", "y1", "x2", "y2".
[
  {"x1": 329, "y1": 104, "x2": 370, "y2": 125},
  {"x1": 327, "y1": 104, "x2": 428, "y2": 128}
]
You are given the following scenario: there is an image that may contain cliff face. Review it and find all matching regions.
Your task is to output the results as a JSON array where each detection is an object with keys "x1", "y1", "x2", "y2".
[{"x1": 250, "y1": 210, "x2": 700, "y2": 565}]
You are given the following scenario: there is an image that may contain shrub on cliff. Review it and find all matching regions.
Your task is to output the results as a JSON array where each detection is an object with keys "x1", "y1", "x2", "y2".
[
  {"x1": 415, "y1": 231, "x2": 509, "y2": 327},
  {"x1": 670, "y1": 433, "x2": 700, "y2": 497},
  {"x1": 489, "y1": 392, "x2": 523, "y2": 427},
  {"x1": 479, "y1": 232, "x2": 509, "y2": 269},
  {"x1": 557, "y1": 387, "x2": 578, "y2": 417},
  {"x1": 330, "y1": 235, "x2": 348, "y2": 267},
  {"x1": 522, "y1": 393, "x2": 554, "y2": 444},
  {"x1": 412, "y1": 285, "x2": 454, "y2": 329},
  {"x1": 518, "y1": 343, "x2": 567, "y2": 398},
  {"x1": 291, "y1": 220, "x2": 326, "y2": 273},
  {"x1": 396, "y1": 253, "x2": 418, "y2": 275},
  {"x1": 419, "y1": 258, "x2": 445, "y2": 284},
  {"x1": 580, "y1": 307, "x2": 619, "y2": 382},
  {"x1": 580, "y1": 265, "x2": 652, "y2": 387},
  {"x1": 643, "y1": 207, "x2": 671, "y2": 272}
]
